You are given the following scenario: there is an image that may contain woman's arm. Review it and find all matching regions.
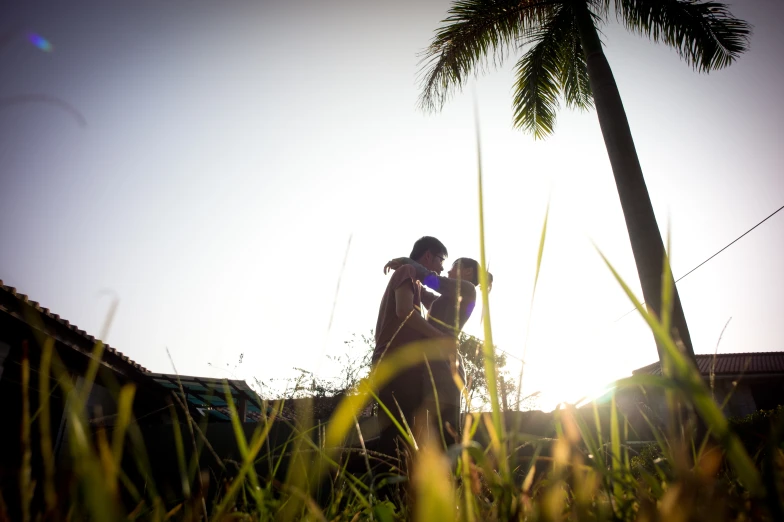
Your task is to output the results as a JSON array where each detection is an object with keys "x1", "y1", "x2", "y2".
[
  {"x1": 394, "y1": 283, "x2": 450, "y2": 339},
  {"x1": 385, "y1": 257, "x2": 475, "y2": 300}
]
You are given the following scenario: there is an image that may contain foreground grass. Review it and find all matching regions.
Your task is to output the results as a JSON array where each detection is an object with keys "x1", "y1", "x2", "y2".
[
  {"x1": 9, "y1": 247, "x2": 784, "y2": 521},
  {"x1": 8, "y1": 294, "x2": 784, "y2": 521}
]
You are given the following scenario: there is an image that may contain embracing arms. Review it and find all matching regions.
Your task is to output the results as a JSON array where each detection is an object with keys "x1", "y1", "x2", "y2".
[
  {"x1": 384, "y1": 257, "x2": 476, "y2": 302},
  {"x1": 393, "y1": 283, "x2": 450, "y2": 339}
]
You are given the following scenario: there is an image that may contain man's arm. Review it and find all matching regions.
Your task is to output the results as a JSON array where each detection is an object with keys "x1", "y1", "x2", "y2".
[
  {"x1": 394, "y1": 283, "x2": 449, "y2": 339},
  {"x1": 434, "y1": 276, "x2": 476, "y2": 301}
]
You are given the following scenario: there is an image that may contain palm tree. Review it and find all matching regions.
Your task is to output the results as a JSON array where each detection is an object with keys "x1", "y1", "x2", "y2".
[{"x1": 418, "y1": 0, "x2": 750, "y2": 370}]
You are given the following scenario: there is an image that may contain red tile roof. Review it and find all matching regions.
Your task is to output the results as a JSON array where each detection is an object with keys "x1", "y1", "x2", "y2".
[
  {"x1": 633, "y1": 352, "x2": 784, "y2": 377},
  {"x1": 0, "y1": 279, "x2": 148, "y2": 373}
]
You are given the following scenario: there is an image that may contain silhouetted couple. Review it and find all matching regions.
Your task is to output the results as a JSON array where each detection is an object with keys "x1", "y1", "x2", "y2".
[{"x1": 370, "y1": 236, "x2": 492, "y2": 459}]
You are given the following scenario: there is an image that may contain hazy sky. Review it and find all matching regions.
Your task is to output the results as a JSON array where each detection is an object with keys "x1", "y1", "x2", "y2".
[{"x1": 2, "y1": 0, "x2": 782, "y2": 411}]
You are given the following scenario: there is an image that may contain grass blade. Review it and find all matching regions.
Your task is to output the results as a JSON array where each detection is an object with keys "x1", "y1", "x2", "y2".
[
  {"x1": 412, "y1": 443, "x2": 457, "y2": 522},
  {"x1": 37, "y1": 337, "x2": 57, "y2": 515},
  {"x1": 20, "y1": 342, "x2": 32, "y2": 522},
  {"x1": 595, "y1": 246, "x2": 764, "y2": 496},
  {"x1": 515, "y1": 202, "x2": 549, "y2": 411},
  {"x1": 473, "y1": 100, "x2": 508, "y2": 480}
]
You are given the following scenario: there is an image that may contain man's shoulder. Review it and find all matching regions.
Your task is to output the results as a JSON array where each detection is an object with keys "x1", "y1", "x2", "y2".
[
  {"x1": 396, "y1": 264, "x2": 417, "y2": 278},
  {"x1": 386, "y1": 264, "x2": 418, "y2": 289}
]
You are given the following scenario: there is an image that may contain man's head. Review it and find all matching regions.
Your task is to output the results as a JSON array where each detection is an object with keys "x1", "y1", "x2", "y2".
[
  {"x1": 410, "y1": 236, "x2": 448, "y2": 274},
  {"x1": 448, "y1": 257, "x2": 493, "y2": 290}
]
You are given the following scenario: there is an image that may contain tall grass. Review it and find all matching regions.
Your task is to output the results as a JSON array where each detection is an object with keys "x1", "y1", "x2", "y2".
[{"x1": 7, "y1": 128, "x2": 784, "y2": 522}]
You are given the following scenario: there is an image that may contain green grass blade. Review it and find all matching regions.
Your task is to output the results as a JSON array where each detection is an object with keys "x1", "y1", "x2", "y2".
[
  {"x1": 55, "y1": 368, "x2": 119, "y2": 520},
  {"x1": 610, "y1": 393, "x2": 624, "y2": 508},
  {"x1": 459, "y1": 414, "x2": 478, "y2": 522},
  {"x1": 412, "y1": 443, "x2": 457, "y2": 522},
  {"x1": 102, "y1": 383, "x2": 135, "y2": 498},
  {"x1": 660, "y1": 226, "x2": 674, "y2": 345},
  {"x1": 424, "y1": 356, "x2": 447, "y2": 449},
  {"x1": 20, "y1": 342, "x2": 32, "y2": 522},
  {"x1": 515, "y1": 202, "x2": 549, "y2": 411},
  {"x1": 570, "y1": 403, "x2": 606, "y2": 471},
  {"x1": 223, "y1": 381, "x2": 264, "y2": 513},
  {"x1": 369, "y1": 389, "x2": 415, "y2": 448},
  {"x1": 473, "y1": 102, "x2": 508, "y2": 479},
  {"x1": 37, "y1": 337, "x2": 57, "y2": 515},
  {"x1": 210, "y1": 399, "x2": 279, "y2": 521},
  {"x1": 595, "y1": 246, "x2": 764, "y2": 496},
  {"x1": 167, "y1": 402, "x2": 191, "y2": 500},
  {"x1": 77, "y1": 340, "x2": 105, "y2": 407},
  {"x1": 610, "y1": 394, "x2": 621, "y2": 484}
]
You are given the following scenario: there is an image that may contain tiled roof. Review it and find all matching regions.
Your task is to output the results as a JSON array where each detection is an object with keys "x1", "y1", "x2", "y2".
[
  {"x1": 0, "y1": 279, "x2": 148, "y2": 373},
  {"x1": 148, "y1": 373, "x2": 371, "y2": 423},
  {"x1": 149, "y1": 372, "x2": 263, "y2": 420},
  {"x1": 633, "y1": 352, "x2": 784, "y2": 377}
]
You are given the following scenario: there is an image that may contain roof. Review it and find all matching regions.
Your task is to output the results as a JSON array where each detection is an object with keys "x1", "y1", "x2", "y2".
[
  {"x1": 0, "y1": 279, "x2": 148, "y2": 373},
  {"x1": 632, "y1": 352, "x2": 784, "y2": 377},
  {"x1": 148, "y1": 373, "x2": 369, "y2": 422},
  {"x1": 148, "y1": 372, "x2": 267, "y2": 421},
  {"x1": 1, "y1": 280, "x2": 363, "y2": 423}
]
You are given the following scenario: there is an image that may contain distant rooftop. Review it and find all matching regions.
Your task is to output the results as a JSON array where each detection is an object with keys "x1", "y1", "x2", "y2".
[
  {"x1": 0, "y1": 279, "x2": 148, "y2": 373},
  {"x1": 633, "y1": 352, "x2": 784, "y2": 377},
  {"x1": 1, "y1": 280, "x2": 361, "y2": 424},
  {"x1": 0, "y1": 280, "x2": 297, "y2": 423},
  {"x1": 148, "y1": 372, "x2": 266, "y2": 421}
]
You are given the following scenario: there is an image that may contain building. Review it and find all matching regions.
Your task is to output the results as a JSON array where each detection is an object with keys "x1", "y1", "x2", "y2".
[
  {"x1": 632, "y1": 351, "x2": 784, "y2": 418},
  {"x1": 0, "y1": 280, "x2": 280, "y2": 516}
]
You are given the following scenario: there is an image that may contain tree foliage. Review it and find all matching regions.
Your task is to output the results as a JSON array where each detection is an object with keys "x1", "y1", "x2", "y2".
[
  {"x1": 418, "y1": 0, "x2": 751, "y2": 138},
  {"x1": 257, "y1": 331, "x2": 531, "y2": 412},
  {"x1": 457, "y1": 332, "x2": 522, "y2": 411}
]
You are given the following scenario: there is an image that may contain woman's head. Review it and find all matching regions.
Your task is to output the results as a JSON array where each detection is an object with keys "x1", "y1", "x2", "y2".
[{"x1": 448, "y1": 257, "x2": 493, "y2": 290}]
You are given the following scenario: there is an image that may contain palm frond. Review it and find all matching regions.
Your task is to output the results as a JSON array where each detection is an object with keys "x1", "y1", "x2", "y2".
[
  {"x1": 617, "y1": 0, "x2": 751, "y2": 72},
  {"x1": 512, "y1": 5, "x2": 574, "y2": 138},
  {"x1": 418, "y1": 0, "x2": 559, "y2": 112},
  {"x1": 557, "y1": 6, "x2": 593, "y2": 111}
]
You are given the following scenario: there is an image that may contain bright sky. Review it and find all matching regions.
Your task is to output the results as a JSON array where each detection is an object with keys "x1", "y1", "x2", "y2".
[{"x1": 2, "y1": 0, "x2": 782, "y2": 412}]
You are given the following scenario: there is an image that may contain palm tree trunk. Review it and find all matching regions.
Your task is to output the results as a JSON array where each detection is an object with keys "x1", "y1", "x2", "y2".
[{"x1": 573, "y1": 1, "x2": 697, "y2": 367}]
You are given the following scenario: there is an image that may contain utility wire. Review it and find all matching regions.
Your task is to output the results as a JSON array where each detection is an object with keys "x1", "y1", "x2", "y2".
[
  {"x1": 496, "y1": 203, "x2": 784, "y2": 362},
  {"x1": 672, "y1": 204, "x2": 783, "y2": 283},
  {"x1": 614, "y1": 203, "x2": 784, "y2": 322}
]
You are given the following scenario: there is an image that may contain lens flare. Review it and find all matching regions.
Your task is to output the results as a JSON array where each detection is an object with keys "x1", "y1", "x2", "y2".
[
  {"x1": 423, "y1": 273, "x2": 440, "y2": 291},
  {"x1": 27, "y1": 33, "x2": 53, "y2": 52}
]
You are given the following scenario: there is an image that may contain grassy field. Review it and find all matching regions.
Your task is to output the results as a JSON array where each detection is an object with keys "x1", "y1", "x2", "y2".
[{"x1": 8, "y1": 242, "x2": 784, "y2": 521}]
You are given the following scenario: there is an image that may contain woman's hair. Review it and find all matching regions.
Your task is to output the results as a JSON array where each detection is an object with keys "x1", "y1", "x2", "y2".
[{"x1": 453, "y1": 257, "x2": 493, "y2": 290}]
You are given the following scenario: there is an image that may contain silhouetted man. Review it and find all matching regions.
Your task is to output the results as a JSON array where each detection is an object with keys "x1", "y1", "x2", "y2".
[
  {"x1": 384, "y1": 256, "x2": 492, "y2": 445},
  {"x1": 371, "y1": 237, "x2": 479, "y2": 456}
]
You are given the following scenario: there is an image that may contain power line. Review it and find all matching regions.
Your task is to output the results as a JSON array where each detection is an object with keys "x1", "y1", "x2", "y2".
[
  {"x1": 673, "y1": 204, "x2": 783, "y2": 283},
  {"x1": 498, "y1": 347, "x2": 524, "y2": 363},
  {"x1": 496, "y1": 203, "x2": 784, "y2": 362},
  {"x1": 614, "y1": 203, "x2": 784, "y2": 322}
]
